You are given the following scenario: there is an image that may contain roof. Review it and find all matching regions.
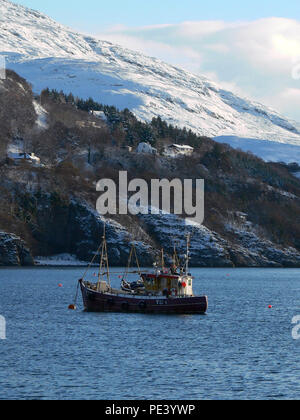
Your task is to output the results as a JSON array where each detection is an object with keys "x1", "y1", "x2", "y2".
[
  {"x1": 169, "y1": 144, "x2": 194, "y2": 150},
  {"x1": 89, "y1": 110, "x2": 107, "y2": 120}
]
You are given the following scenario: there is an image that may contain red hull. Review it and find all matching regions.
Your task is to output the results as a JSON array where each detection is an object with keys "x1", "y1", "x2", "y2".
[{"x1": 80, "y1": 281, "x2": 208, "y2": 315}]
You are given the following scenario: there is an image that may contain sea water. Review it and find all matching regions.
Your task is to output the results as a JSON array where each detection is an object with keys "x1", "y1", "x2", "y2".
[{"x1": 0, "y1": 267, "x2": 299, "y2": 400}]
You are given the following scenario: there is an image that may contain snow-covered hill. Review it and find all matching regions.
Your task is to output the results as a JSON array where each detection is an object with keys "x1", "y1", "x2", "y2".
[{"x1": 1, "y1": 0, "x2": 300, "y2": 162}]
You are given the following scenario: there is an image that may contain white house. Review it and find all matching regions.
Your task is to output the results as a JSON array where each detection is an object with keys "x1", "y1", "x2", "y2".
[
  {"x1": 89, "y1": 110, "x2": 107, "y2": 122},
  {"x1": 137, "y1": 142, "x2": 157, "y2": 155},
  {"x1": 165, "y1": 144, "x2": 194, "y2": 157},
  {"x1": 76, "y1": 120, "x2": 101, "y2": 129},
  {"x1": 7, "y1": 152, "x2": 41, "y2": 165}
]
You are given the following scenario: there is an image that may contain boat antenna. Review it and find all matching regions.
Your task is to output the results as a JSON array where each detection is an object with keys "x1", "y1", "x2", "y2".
[
  {"x1": 185, "y1": 233, "x2": 191, "y2": 274},
  {"x1": 161, "y1": 248, "x2": 165, "y2": 271}
]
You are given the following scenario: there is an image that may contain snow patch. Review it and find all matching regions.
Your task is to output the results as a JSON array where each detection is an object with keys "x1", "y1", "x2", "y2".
[
  {"x1": 33, "y1": 100, "x2": 48, "y2": 130},
  {"x1": 35, "y1": 253, "x2": 89, "y2": 266}
]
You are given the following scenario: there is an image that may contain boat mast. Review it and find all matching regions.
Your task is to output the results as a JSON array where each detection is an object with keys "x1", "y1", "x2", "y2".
[
  {"x1": 124, "y1": 243, "x2": 142, "y2": 281},
  {"x1": 97, "y1": 224, "x2": 110, "y2": 290},
  {"x1": 185, "y1": 233, "x2": 191, "y2": 274},
  {"x1": 132, "y1": 244, "x2": 142, "y2": 277},
  {"x1": 173, "y1": 240, "x2": 180, "y2": 268}
]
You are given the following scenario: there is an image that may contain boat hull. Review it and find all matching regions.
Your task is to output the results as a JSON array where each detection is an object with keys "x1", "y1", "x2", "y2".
[{"x1": 80, "y1": 281, "x2": 208, "y2": 315}]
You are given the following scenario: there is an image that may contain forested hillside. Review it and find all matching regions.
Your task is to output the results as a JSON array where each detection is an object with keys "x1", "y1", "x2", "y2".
[{"x1": 1, "y1": 70, "x2": 300, "y2": 267}]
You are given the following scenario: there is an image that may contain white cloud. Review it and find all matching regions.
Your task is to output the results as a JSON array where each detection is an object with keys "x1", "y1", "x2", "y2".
[
  {"x1": 263, "y1": 88, "x2": 300, "y2": 121},
  {"x1": 95, "y1": 18, "x2": 300, "y2": 121}
]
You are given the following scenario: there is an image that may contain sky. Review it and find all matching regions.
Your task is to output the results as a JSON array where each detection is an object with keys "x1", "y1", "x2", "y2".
[{"x1": 13, "y1": 0, "x2": 300, "y2": 121}]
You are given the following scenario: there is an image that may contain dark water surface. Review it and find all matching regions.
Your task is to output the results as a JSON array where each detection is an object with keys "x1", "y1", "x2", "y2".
[{"x1": 0, "y1": 267, "x2": 299, "y2": 400}]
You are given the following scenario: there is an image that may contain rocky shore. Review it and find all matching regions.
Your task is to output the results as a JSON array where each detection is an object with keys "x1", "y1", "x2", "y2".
[
  {"x1": 0, "y1": 231, "x2": 35, "y2": 266},
  {"x1": 1, "y1": 199, "x2": 300, "y2": 268}
]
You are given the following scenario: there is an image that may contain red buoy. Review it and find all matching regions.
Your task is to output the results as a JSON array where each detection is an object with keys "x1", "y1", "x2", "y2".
[
  {"x1": 58, "y1": 283, "x2": 63, "y2": 288},
  {"x1": 268, "y1": 305, "x2": 273, "y2": 309},
  {"x1": 68, "y1": 304, "x2": 76, "y2": 310}
]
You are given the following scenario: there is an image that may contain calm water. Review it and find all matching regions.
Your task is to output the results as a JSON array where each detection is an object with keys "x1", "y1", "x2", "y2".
[{"x1": 0, "y1": 267, "x2": 299, "y2": 400}]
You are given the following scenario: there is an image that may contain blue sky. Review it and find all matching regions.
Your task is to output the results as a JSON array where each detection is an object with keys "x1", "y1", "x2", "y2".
[
  {"x1": 13, "y1": 0, "x2": 300, "y2": 30},
  {"x1": 12, "y1": 0, "x2": 300, "y2": 121}
]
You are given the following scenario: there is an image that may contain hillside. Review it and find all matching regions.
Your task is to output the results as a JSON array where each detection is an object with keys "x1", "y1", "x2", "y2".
[
  {"x1": 1, "y1": 70, "x2": 300, "y2": 267},
  {"x1": 1, "y1": 0, "x2": 300, "y2": 164}
]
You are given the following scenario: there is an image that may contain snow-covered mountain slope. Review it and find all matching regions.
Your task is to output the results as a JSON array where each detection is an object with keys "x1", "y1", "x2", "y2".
[
  {"x1": 214, "y1": 136, "x2": 300, "y2": 164},
  {"x1": 1, "y1": 0, "x2": 300, "y2": 161}
]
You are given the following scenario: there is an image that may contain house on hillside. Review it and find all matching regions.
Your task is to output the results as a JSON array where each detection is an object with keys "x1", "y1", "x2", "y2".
[
  {"x1": 89, "y1": 110, "x2": 107, "y2": 122},
  {"x1": 137, "y1": 142, "x2": 157, "y2": 155},
  {"x1": 7, "y1": 152, "x2": 41, "y2": 166},
  {"x1": 164, "y1": 144, "x2": 194, "y2": 158},
  {"x1": 75, "y1": 120, "x2": 102, "y2": 129}
]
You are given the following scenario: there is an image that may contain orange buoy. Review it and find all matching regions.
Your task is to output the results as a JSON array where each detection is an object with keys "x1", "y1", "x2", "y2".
[{"x1": 68, "y1": 304, "x2": 76, "y2": 310}]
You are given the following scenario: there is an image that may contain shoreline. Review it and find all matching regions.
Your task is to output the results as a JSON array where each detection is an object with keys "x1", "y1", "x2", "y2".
[{"x1": 1, "y1": 264, "x2": 300, "y2": 270}]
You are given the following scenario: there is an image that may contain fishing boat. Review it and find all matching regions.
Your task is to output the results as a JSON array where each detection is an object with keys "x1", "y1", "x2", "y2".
[{"x1": 72, "y1": 229, "x2": 208, "y2": 315}]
